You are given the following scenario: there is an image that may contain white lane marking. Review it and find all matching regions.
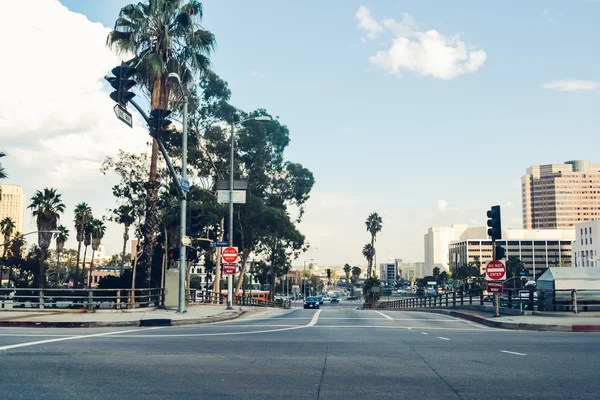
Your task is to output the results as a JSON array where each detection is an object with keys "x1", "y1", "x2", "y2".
[
  {"x1": 374, "y1": 311, "x2": 394, "y2": 321},
  {"x1": 421, "y1": 332, "x2": 429, "y2": 335},
  {"x1": 438, "y1": 337, "x2": 451, "y2": 341},
  {"x1": 0, "y1": 334, "x2": 76, "y2": 337},
  {"x1": 0, "y1": 327, "x2": 164, "y2": 352},
  {"x1": 309, "y1": 309, "x2": 322, "y2": 326},
  {"x1": 501, "y1": 350, "x2": 527, "y2": 356}
]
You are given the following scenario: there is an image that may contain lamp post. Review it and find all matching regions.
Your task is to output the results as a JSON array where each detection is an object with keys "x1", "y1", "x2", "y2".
[
  {"x1": 227, "y1": 115, "x2": 273, "y2": 310},
  {"x1": 168, "y1": 72, "x2": 188, "y2": 314}
]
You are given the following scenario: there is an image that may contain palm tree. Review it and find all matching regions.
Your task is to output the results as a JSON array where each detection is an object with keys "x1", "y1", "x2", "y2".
[
  {"x1": 88, "y1": 219, "x2": 106, "y2": 287},
  {"x1": 54, "y1": 226, "x2": 69, "y2": 268},
  {"x1": 0, "y1": 217, "x2": 16, "y2": 258},
  {"x1": 113, "y1": 205, "x2": 136, "y2": 272},
  {"x1": 362, "y1": 243, "x2": 375, "y2": 275},
  {"x1": 28, "y1": 188, "x2": 65, "y2": 287},
  {"x1": 73, "y1": 202, "x2": 92, "y2": 277},
  {"x1": 365, "y1": 212, "x2": 383, "y2": 277},
  {"x1": 343, "y1": 263, "x2": 351, "y2": 286},
  {"x1": 6, "y1": 232, "x2": 24, "y2": 288},
  {"x1": 107, "y1": 0, "x2": 216, "y2": 287},
  {"x1": 351, "y1": 266, "x2": 362, "y2": 283},
  {"x1": 81, "y1": 220, "x2": 93, "y2": 283},
  {"x1": 0, "y1": 151, "x2": 6, "y2": 198}
]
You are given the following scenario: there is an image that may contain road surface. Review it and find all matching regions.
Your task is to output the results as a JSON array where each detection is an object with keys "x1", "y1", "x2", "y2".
[{"x1": 1, "y1": 301, "x2": 599, "y2": 399}]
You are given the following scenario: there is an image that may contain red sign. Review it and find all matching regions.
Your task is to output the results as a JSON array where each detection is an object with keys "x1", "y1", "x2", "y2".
[
  {"x1": 486, "y1": 260, "x2": 506, "y2": 281},
  {"x1": 222, "y1": 247, "x2": 239, "y2": 264},
  {"x1": 223, "y1": 265, "x2": 237, "y2": 275},
  {"x1": 487, "y1": 281, "x2": 504, "y2": 294}
]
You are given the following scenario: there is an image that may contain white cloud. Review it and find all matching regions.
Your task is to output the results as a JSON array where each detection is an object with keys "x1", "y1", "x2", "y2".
[
  {"x1": 355, "y1": 6, "x2": 382, "y2": 39},
  {"x1": 436, "y1": 199, "x2": 448, "y2": 212},
  {"x1": 248, "y1": 69, "x2": 264, "y2": 78},
  {"x1": 541, "y1": 80, "x2": 600, "y2": 91},
  {"x1": 542, "y1": 8, "x2": 563, "y2": 23},
  {"x1": 356, "y1": 7, "x2": 486, "y2": 80}
]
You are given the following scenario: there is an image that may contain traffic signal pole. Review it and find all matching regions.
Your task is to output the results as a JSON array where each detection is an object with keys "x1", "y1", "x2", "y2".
[
  {"x1": 227, "y1": 120, "x2": 235, "y2": 310},
  {"x1": 178, "y1": 99, "x2": 188, "y2": 313}
]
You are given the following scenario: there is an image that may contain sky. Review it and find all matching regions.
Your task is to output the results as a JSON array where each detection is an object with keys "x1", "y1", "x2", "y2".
[{"x1": 1, "y1": 0, "x2": 600, "y2": 268}]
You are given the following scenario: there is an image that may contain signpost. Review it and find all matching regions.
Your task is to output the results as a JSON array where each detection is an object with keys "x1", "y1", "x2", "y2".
[
  {"x1": 113, "y1": 104, "x2": 133, "y2": 128},
  {"x1": 487, "y1": 281, "x2": 504, "y2": 294},
  {"x1": 486, "y1": 260, "x2": 506, "y2": 281}
]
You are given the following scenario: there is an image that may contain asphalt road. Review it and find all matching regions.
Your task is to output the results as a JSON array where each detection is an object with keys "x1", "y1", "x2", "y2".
[{"x1": 1, "y1": 302, "x2": 599, "y2": 400}]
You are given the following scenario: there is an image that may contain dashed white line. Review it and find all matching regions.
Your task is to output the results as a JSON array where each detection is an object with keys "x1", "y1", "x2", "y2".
[
  {"x1": 438, "y1": 337, "x2": 451, "y2": 341},
  {"x1": 421, "y1": 332, "x2": 428, "y2": 335},
  {"x1": 501, "y1": 350, "x2": 526, "y2": 356},
  {"x1": 374, "y1": 311, "x2": 394, "y2": 321}
]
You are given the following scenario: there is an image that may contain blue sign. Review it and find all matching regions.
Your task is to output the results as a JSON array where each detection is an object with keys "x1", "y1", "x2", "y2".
[
  {"x1": 209, "y1": 241, "x2": 229, "y2": 248},
  {"x1": 180, "y1": 179, "x2": 190, "y2": 192},
  {"x1": 519, "y1": 271, "x2": 526, "y2": 276}
]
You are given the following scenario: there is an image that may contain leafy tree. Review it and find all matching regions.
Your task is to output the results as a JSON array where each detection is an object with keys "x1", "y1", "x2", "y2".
[
  {"x1": 73, "y1": 202, "x2": 92, "y2": 277},
  {"x1": 54, "y1": 225, "x2": 69, "y2": 268},
  {"x1": 3, "y1": 232, "x2": 24, "y2": 287},
  {"x1": 112, "y1": 205, "x2": 136, "y2": 270},
  {"x1": 365, "y1": 212, "x2": 383, "y2": 277},
  {"x1": 351, "y1": 266, "x2": 362, "y2": 283},
  {"x1": 506, "y1": 256, "x2": 525, "y2": 287},
  {"x1": 433, "y1": 266, "x2": 440, "y2": 280},
  {"x1": 107, "y1": 0, "x2": 216, "y2": 288},
  {"x1": 438, "y1": 271, "x2": 449, "y2": 285},
  {"x1": 363, "y1": 276, "x2": 382, "y2": 308},
  {"x1": 28, "y1": 188, "x2": 65, "y2": 287},
  {"x1": 343, "y1": 263, "x2": 351, "y2": 285},
  {"x1": 1, "y1": 217, "x2": 16, "y2": 258},
  {"x1": 88, "y1": 218, "x2": 107, "y2": 286}
]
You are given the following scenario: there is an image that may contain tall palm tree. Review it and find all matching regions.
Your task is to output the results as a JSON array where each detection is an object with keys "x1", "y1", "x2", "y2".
[
  {"x1": 28, "y1": 188, "x2": 65, "y2": 287},
  {"x1": 107, "y1": 0, "x2": 216, "y2": 287},
  {"x1": 113, "y1": 204, "x2": 136, "y2": 272},
  {"x1": 6, "y1": 231, "x2": 24, "y2": 288},
  {"x1": 81, "y1": 220, "x2": 93, "y2": 283},
  {"x1": 73, "y1": 202, "x2": 92, "y2": 277},
  {"x1": 362, "y1": 243, "x2": 375, "y2": 276},
  {"x1": 54, "y1": 225, "x2": 69, "y2": 268},
  {"x1": 0, "y1": 217, "x2": 16, "y2": 258},
  {"x1": 88, "y1": 219, "x2": 107, "y2": 287},
  {"x1": 343, "y1": 263, "x2": 351, "y2": 286},
  {"x1": 0, "y1": 151, "x2": 6, "y2": 198},
  {"x1": 365, "y1": 212, "x2": 383, "y2": 277}
]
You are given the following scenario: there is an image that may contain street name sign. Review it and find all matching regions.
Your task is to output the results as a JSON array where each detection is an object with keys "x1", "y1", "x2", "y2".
[
  {"x1": 180, "y1": 179, "x2": 190, "y2": 192},
  {"x1": 487, "y1": 281, "x2": 504, "y2": 294},
  {"x1": 486, "y1": 260, "x2": 506, "y2": 281},
  {"x1": 221, "y1": 247, "x2": 239, "y2": 264},
  {"x1": 217, "y1": 190, "x2": 246, "y2": 204},
  {"x1": 113, "y1": 104, "x2": 133, "y2": 128},
  {"x1": 209, "y1": 241, "x2": 229, "y2": 248}
]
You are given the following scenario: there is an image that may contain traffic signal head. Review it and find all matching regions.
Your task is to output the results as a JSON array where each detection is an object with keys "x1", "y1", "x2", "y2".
[
  {"x1": 186, "y1": 247, "x2": 198, "y2": 262},
  {"x1": 486, "y1": 205, "x2": 502, "y2": 241},
  {"x1": 108, "y1": 64, "x2": 136, "y2": 106},
  {"x1": 327, "y1": 269, "x2": 331, "y2": 278},
  {"x1": 167, "y1": 247, "x2": 180, "y2": 261},
  {"x1": 187, "y1": 204, "x2": 202, "y2": 236},
  {"x1": 495, "y1": 245, "x2": 506, "y2": 260},
  {"x1": 148, "y1": 109, "x2": 173, "y2": 139}
]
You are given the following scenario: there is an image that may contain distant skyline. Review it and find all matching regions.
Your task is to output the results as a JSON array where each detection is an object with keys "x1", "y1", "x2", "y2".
[{"x1": 1, "y1": 0, "x2": 599, "y2": 267}]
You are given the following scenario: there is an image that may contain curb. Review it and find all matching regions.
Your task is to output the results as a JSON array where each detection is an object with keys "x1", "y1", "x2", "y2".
[
  {"x1": 0, "y1": 310, "x2": 245, "y2": 328},
  {"x1": 446, "y1": 310, "x2": 591, "y2": 332}
]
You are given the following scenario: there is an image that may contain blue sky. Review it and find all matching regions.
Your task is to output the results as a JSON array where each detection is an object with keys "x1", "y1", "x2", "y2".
[{"x1": 3, "y1": 0, "x2": 600, "y2": 266}]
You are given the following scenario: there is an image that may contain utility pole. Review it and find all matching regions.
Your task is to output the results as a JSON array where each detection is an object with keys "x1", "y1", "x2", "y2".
[
  {"x1": 227, "y1": 119, "x2": 235, "y2": 310},
  {"x1": 178, "y1": 98, "x2": 188, "y2": 313}
]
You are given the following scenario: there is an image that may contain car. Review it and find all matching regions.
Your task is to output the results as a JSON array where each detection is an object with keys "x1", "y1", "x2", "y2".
[
  {"x1": 304, "y1": 296, "x2": 320, "y2": 309},
  {"x1": 323, "y1": 296, "x2": 331, "y2": 302},
  {"x1": 330, "y1": 296, "x2": 340, "y2": 304},
  {"x1": 317, "y1": 296, "x2": 324, "y2": 304}
]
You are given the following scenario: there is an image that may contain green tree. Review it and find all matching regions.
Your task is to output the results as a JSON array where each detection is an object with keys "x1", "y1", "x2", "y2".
[
  {"x1": 362, "y1": 243, "x2": 374, "y2": 273},
  {"x1": 88, "y1": 218, "x2": 107, "y2": 286},
  {"x1": 3, "y1": 232, "x2": 24, "y2": 287},
  {"x1": 28, "y1": 188, "x2": 65, "y2": 287},
  {"x1": 363, "y1": 276, "x2": 382, "y2": 308},
  {"x1": 0, "y1": 151, "x2": 6, "y2": 181},
  {"x1": 112, "y1": 204, "x2": 137, "y2": 271},
  {"x1": 433, "y1": 266, "x2": 440, "y2": 280},
  {"x1": 438, "y1": 271, "x2": 449, "y2": 285},
  {"x1": 54, "y1": 225, "x2": 69, "y2": 268},
  {"x1": 351, "y1": 266, "x2": 362, "y2": 282},
  {"x1": 506, "y1": 256, "x2": 525, "y2": 288},
  {"x1": 73, "y1": 202, "x2": 92, "y2": 278},
  {"x1": 343, "y1": 263, "x2": 351, "y2": 285},
  {"x1": 107, "y1": 0, "x2": 216, "y2": 288},
  {"x1": 0, "y1": 217, "x2": 16, "y2": 258},
  {"x1": 365, "y1": 212, "x2": 383, "y2": 277}
]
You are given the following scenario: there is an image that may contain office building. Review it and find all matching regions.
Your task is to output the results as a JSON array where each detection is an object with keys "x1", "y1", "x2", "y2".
[
  {"x1": 0, "y1": 184, "x2": 26, "y2": 234},
  {"x1": 522, "y1": 160, "x2": 600, "y2": 230},
  {"x1": 424, "y1": 225, "x2": 468, "y2": 276},
  {"x1": 398, "y1": 261, "x2": 425, "y2": 280},
  {"x1": 572, "y1": 220, "x2": 600, "y2": 267},
  {"x1": 379, "y1": 263, "x2": 397, "y2": 284},
  {"x1": 449, "y1": 227, "x2": 574, "y2": 279}
]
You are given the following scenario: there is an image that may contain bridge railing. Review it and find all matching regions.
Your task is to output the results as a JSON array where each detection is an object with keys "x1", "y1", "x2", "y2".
[
  {"x1": 376, "y1": 292, "x2": 484, "y2": 310},
  {"x1": 188, "y1": 290, "x2": 289, "y2": 308}
]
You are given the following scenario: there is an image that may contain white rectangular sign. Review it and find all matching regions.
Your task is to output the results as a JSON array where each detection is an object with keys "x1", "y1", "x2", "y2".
[{"x1": 217, "y1": 190, "x2": 246, "y2": 204}]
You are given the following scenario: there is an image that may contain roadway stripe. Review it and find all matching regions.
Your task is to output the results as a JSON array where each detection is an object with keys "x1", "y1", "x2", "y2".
[
  {"x1": 0, "y1": 327, "x2": 164, "y2": 352},
  {"x1": 421, "y1": 332, "x2": 429, "y2": 335},
  {"x1": 438, "y1": 337, "x2": 451, "y2": 341},
  {"x1": 501, "y1": 350, "x2": 526, "y2": 356},
  {"x1": 374, "y1": 311, "x2": 394, "y2": 320}
]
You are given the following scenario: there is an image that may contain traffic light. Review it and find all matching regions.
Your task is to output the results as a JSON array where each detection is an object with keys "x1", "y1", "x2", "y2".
[
  {"x1": 108, "y1": 63, "x2": 136, "y2": 106},
  {"x1": 186, "y1": 247, "x2": 198, "y2": 262},
  {"x1": 495, "y1": 245, "x2": 506, "y2": 260},
  {"x1": 148, "y1": 108, "x2": 173, "y2": 140},
  {"x1": 486, "y1": 205, "x2": 502, "y2": 241},
  {"x1": 187, "y1": 204, "x2": 202, "y2": 236},
  {"x1": 327, "y1": 269, "x2": 331, "y2": 279},
  {"x1": 168, "y1": 247, "x2": 180, "y2": 261}
]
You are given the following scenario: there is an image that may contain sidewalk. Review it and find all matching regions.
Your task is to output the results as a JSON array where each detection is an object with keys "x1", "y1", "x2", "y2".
[
  {"x1": 0, "y1": 304, "x2": 261, "y2": 328},
  {"x1": 422, "y1": 308, "x2": 600, "y2": 332}
]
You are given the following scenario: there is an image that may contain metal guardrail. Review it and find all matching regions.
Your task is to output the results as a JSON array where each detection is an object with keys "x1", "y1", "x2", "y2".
[
  {"x1": 0, "y1": 288, "x2": 164, "y2": 310},
  {"x1": 376, "y1": 292, "x2": 485, "y2": 310},
  {"x1": 188, "y1": 290, "x2": 288, "y2": 308},
  {"x1": 537, "y1": 289, "x2": 600, "y2": 314}
]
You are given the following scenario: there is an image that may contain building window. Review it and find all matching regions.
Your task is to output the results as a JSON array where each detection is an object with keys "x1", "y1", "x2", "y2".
[
  {"x1": 581, "y1": 228, "x2": 584, "y2": 235},
  {"x1": 585, "y1": 228, "x2": 588, "y2": 235}
]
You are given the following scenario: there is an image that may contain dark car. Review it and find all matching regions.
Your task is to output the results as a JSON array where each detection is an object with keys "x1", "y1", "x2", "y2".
[
  {"x1": 317, "y1": 296, "x2": 324, "y2": 304},
  {"x1": 304, "y1": 296, "x2": 320, "y2": 309},
  {"x1": 330, "y1": 296, "x2": 340, "y2": 304}
]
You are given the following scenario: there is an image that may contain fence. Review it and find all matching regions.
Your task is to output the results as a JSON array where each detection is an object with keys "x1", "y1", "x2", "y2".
[
  {"x1": 376, "y1": 292, "x2": 484, "y2": 310},
  {"x1": 0, "y1": 288, "x2": 164, "y2": 310},
  {"x1": 537, "y1": 289, "x2": 600, "y2": 313},
  {"x1": 188, "y1": 290, "x2": 289, "y2": 308}
]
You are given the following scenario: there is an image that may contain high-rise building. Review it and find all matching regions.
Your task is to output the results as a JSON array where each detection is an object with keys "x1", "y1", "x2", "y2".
[
  {"x1": 0, "y1": 184, "x2": 26, "y2": 234},
  {"x1": 572, "y1": 220, "x2": 600, "y2": 267},
  {"x1": 522, "y1": 160, "x2": 600, "y2": 230},
  {"x1": 424, "y1": 225, "x2": 468, "y2": 276}
]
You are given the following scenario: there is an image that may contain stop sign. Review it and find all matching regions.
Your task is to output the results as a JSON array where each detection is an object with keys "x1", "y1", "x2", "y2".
[
  {"x1": 222, "y1": 247, "x2": 239, "y2": 264},
  {"x1": 486, "y1": 260, "x2": 506, "y2": 281}
]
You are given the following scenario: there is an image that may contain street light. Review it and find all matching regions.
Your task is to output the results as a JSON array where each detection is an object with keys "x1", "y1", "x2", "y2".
[
  {"x1": 168, "y1": 72, "x2": 189, "y2": 314},
  {"x1": 226, "y1": 115, "x2": 273, "y2": 309}
]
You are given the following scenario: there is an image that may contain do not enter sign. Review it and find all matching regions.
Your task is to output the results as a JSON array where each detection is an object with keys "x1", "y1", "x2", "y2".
[
  {"x1": 486, "y1": 260, "x2": 506, "y2": 281},
  {"x1": 222, "y1": 247, "x2": 239, "y2": 264}
]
